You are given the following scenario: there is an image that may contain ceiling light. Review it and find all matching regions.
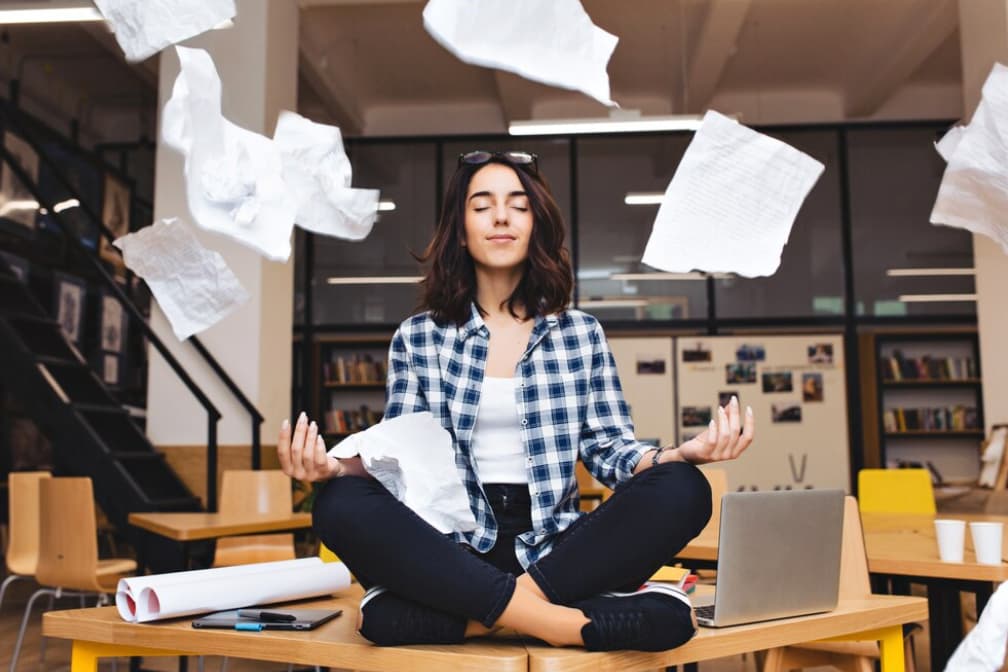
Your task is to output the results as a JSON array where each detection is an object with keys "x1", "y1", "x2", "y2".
[
  {"x1": 886, "y1": 267, "x2": 975, "y2": 277},
  {"x1": 377, "y1": 200, "x2": 396, "y2": 212},
  {"x1": 610, "y1": 272, "x2": 732, "y2": 281},
  {"x1": 898, "y1": 293, "x2": 977, "y2": 303},
  {"x1": 52, "y1": 198, "x2": 80, "y2": 213},
  {"x1": 0, "y1": 5, "x2": 103, "y2": 24},
  {"x1": 0, "y1": 199, "x2": 39, "y2": 216},
  {"x1": 509, "y1": 114, "x2": 705, "y2": 136},
  {"x1": 624, "y1": 192, "x2": 665, "y2": 206},
  {"x1": 578, "y1": 298, "x2": 650, "y2": 308},
  {"x1": 326, "y1": 276, "x2": 421, "y2": 285}
]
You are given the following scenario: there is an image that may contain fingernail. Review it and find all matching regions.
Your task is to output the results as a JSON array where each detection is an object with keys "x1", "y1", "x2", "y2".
[
  {"x1": 709, "y1": 419, "x2": 716, "y2": 431},
  {"x1": 746, "y1": 406, "x2": 753, "y2": 415},
  {"x1": 731, "y1": 395, "x2": 738, "y2": 406},
  {"x1": 298, "y1": 412, "x2": 307, "y2": 423},
  {"x1": 282, "y1": 419, "x2": 289, "y2": 430},
  {"x1": 309, "y1": 421, "x2": 316, "y2": 430}
]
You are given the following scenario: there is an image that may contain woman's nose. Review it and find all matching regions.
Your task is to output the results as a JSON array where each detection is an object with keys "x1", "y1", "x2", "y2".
[{"x1": 494, "y1": 203, "x2": 509, "y2": 223}]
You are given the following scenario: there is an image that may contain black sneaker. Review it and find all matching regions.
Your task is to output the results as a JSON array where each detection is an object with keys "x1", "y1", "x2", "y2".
[
  {"x1": 575, "y1": 583, "x2": 697, "y2": 651},
  {"x1": 358, "y1": 586, "x2": 467, "y2": 646}
]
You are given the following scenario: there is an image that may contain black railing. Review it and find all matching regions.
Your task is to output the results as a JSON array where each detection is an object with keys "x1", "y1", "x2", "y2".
[{"x1": 0, "y1": 104, "x2": 265, "y2": 506}]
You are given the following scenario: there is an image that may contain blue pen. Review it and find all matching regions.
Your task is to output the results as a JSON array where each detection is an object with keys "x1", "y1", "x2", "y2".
[{"x1": 235, "y1": 622, "x2": 264, "y2": 631}]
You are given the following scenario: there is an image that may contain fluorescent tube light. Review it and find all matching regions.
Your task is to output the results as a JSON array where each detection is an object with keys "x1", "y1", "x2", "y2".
[
  {"x1": 52, "y1": 198, "x2": 80, "y2": 213},
  {"x1": 624, "y1": 192, "x2": 665, "y2": 206},
  {"x1": 898, "y1": 293, "x2": 977, "y2": 303},
  {"x1": 326, "y1": 276, "x2": 422, "y2": 285},
  {"x1": 509, "y1": 115, "x2": 704, "y2": 136},
  {"x1": 610, "y1": 272, "x2": 731, "y2": 281},
  {"x1": 377, "y1": 200, "x2": 396, "y2": 212},
  {"x1": 0, "y1": 199, "x2": 39, "y2": 216},
  {"x1": 0, "y1": 6, "x2": 103, "y2": 24},
  {"x1": 886, "y1": 267, "x2": 975, "y2": 277},
  {"x1": 578, "y1": 298, "x2": 650, "y2": 308}
]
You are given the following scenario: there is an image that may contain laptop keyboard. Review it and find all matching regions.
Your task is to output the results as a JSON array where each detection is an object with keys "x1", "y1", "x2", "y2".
[{"x1": 694, "y1": 604, "x2": 715, "y2": 620}]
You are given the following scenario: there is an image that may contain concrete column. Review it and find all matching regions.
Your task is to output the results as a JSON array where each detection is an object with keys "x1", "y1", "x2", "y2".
[
  {"x1": 957, "y1": 0, "x2": 1008, "y2": 433},
  {"x1": 146, "y1": 0, "x2": 298, "y2": 500}
]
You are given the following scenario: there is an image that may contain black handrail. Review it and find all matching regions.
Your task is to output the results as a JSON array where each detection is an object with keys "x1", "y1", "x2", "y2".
[
  {"x1": 0, "y1": 142, "x2": 224, "y2": 510},
  {"x1": 1, "y1": 104, "x2": 264, "y2": 471}
]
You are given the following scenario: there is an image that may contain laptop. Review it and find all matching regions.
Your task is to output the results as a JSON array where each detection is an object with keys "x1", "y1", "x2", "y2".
[
  {"x1": 192, "y1": 608, "x2": 342, "y2": 631},
  {"x1": 692, "y1": 489, "x2": 845, "y2": 628}
]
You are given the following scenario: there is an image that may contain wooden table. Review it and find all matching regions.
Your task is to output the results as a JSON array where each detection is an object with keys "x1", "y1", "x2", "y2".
[
  {"x1": 127, "y1": 511, "x2": 313, "y2": 575},
  {"x1": 42, "y1": 586, "x2": 925, "y2": 672},
  {"x1": 676, "y1": 511, "x2": 1008, "y2": 672}
]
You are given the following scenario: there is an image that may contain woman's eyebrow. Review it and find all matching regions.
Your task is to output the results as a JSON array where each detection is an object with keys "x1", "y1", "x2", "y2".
[{"x1": 467, "y1": 190, "x2": 528, "y2": 202}]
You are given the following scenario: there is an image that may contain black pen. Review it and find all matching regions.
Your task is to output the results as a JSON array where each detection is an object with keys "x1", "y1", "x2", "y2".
[{"x1": 236, "y1": 609, "x2": 297, "y2": 622}]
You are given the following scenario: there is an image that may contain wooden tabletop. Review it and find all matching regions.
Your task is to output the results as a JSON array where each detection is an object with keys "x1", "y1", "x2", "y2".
[
  {"x1": 525, "y1": 595, "x2": 925, "y2": 672},
  {"x1": 127, "y1": 512, "x2": 312, "y2": 541},
  {"x1": 678, "y1": 511, "x2": 1008, "y2": 582},
  {"x1": 43, "y1": 585, "x2": 527, "y2": 672}
]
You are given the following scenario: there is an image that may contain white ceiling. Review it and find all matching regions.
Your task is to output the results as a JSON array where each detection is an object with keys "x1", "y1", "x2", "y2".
[{"x1": 0, "y1": 0, "x2": 966, "y2": 144}]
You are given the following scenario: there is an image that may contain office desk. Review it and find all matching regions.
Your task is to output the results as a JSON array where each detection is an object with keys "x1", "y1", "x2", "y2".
[
  {"x1": 43, "y1": 586, "x2": 527, "y2": 672},
  {"x1": 43, "y1": 588, "x2": 924, "y2": 672},
  {"x1": 128, "y1": 512, "x2": 312, "y2": 571},
  {"x1": 677, "y1": 512, "x2": 1008, "y2": 672}
]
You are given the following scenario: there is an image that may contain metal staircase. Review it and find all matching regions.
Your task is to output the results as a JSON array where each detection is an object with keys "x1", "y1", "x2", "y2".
[{"x1": 0, "y1": 262, "x2": 201, "y2": 529}]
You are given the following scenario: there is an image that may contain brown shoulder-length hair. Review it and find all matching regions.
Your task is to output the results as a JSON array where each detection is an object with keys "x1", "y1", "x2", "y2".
[{"x1": 415, "y1": 155, "x2": 574, "y2": 326}]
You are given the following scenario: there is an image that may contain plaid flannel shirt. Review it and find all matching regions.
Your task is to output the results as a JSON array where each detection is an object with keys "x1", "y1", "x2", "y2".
[{"x1": 384, "y1": 303, "x2": 652, "y2": 568}]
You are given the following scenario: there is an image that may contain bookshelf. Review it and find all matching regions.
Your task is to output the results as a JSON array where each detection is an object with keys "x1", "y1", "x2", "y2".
[
  {"x1": 861, "y1": 329, "x2": 984, "y2": 483},
  {"x1": 311, "y1": 334, "x2": 391, "y2": 445}
]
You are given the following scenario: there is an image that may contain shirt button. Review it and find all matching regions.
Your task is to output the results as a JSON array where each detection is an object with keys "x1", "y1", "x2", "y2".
[
  {"x1": 521, "y1": 419, "x2": 528, "y2": 426},
  {"x1": 539, "y1": 529, "x2": 547, "y2": 536},
  {"x1": 526, "y1": 457, "x2": 533, "y2": 464}
]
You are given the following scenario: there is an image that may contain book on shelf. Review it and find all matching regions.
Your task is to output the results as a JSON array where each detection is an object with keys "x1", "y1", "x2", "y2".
[
  {"x1": 883, "y1": 405, "x2": 979, "y2": 432},
  {"x1": 880, "y1": 350, "x2": 977, "y2": 382},
  {"x1": 322, "y1": 353, "x2": 388, "y2": 385},
  {"x1": 324, "y1": 404, "x2": 383, "y2": 435}
]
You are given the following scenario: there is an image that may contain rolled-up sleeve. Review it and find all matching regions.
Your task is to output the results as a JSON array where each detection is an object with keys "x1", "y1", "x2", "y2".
[{"x1": 578, "y1": 321, "x2": 652, "y2": 488}]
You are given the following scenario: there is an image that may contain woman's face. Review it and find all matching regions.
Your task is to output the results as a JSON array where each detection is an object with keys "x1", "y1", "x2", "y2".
[{"x1": 463, "y1": 163, "x2": 534, "y2": 275}]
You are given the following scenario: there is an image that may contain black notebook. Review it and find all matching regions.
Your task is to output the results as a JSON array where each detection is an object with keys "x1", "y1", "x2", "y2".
[{"x1": 191, "y1": 608, "x2": 342, "y2": 631}]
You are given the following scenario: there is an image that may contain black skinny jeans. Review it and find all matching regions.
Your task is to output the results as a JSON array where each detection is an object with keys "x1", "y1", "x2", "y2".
[{"x1": 313, "y1": 460, "x2": 712, "y2": 630}]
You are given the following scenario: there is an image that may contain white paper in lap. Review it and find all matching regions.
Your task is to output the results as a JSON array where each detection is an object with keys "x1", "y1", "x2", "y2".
[
  {"x1": 641, "y1": 111, "x2": 824, "y2": 278},
  {"x1": 93, "y1": 0, "x2": 235, "y2": 63},
  {"x1": 272, "y1": 111, "x2": 379, "y2": 240},
  {"x1": 114, "y1": 218, "x2": 248, "y2": 340},
  {"x1": 930, "y1": 63, "x2": 1008, "y2": 254},
  {"x1": 115, "y1": 558, "x2": 309, "y2": 621},
  {"x1": 163, "y1": 46, "x2": 295, "y2": 261},
  {"x1": 423, "y1": 0, "x2": 618, "y2": 107},
  {"x1": 945, "y1": 580, "x2": 1008, "y2": 672},
  {"x1": 330, "y1": 412, "x2": 477, "y2": 534},
  {"x1": 137, "y1": 559, "x2": 351, "y2": 622}
]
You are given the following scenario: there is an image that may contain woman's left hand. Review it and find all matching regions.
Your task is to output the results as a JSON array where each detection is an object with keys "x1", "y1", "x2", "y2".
[{"x1": 670, "y1": 395, "x2": 754, "y2": 465}]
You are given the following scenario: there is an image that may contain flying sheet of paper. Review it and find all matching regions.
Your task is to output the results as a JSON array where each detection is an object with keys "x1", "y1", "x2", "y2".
[
  {"x1": 946, "y1": 580, "x2": 1008, "y2": 672},
  {"x1": 330, "y1": 412, "x2": 478, "y2": 534},
  {"x1": 114, "y1": 218, "x2": 249, "y2": 340},
  {"x1": 641, "y1": 110, "x2": 824, "y2": 278},
  {"x1": 93, "y1": 0, "x2": 235, "y2": 63},
  {"x1": 930, "y1": 63, "x2": 1008, "y2": 254},
  {"x1": 978, "y1": 427, "x2": 1007, "y2": 488},
  {"x1": 163, "y1": 46, "x2": 295, "y2": 261},
  {"x1": 423, "y1": 0, "x2": 618, "y2": 107},
  {"x1": 935, "y1": 124, "x2": 966, "y2": 162},
  {"x1": 272, "y1": 111, "x2": 380, "y2": 240}
]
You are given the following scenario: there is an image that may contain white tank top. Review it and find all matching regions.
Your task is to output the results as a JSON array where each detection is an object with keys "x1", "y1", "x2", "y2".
[{"x1": 471, "y1": 376, "x2": 528, "y2": 484}]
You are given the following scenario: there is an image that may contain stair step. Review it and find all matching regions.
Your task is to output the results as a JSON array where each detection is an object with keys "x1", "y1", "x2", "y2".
[
  {"x1": 7, "y1": 317, "x2": 83, "y2": 361},
  {"x1": 145, "y1": 496, "x2": 204, "y2": 511},
  {"x1": 72, "y1": 402, "x2": 128, "y2": 415},
  {"x1": 37, "y1": 353, "x2": 85, "y2": 368},
  {"x1": 38, "y1": 359, "x2": 116, "y2": 406},
  {"x1": 111, "y1": 452, "x2": 164, "y2": 462}
]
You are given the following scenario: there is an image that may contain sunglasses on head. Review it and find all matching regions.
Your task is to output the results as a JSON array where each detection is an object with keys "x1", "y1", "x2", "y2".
[{"x1": 457, "y1": 150, "x2": 539, "y2": 173}]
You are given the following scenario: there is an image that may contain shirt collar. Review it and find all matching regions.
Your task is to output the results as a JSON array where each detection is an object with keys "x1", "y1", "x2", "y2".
[{"x1": 457, "y1": 302, "x2": 560, "y2": 342}]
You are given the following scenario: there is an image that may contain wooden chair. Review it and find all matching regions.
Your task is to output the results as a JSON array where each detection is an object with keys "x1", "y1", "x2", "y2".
[
  {"x1": 212, "y1": 470, "x2": 297, "y2": 567},
  {"x1": 857, "y1": 469, "x2": 936, "y2": 514},
  {"x1": 0, "y1": 471, "x2": 50, "y2": 614},
  {"x1": 761, "y1": 496, "x2": 917, "y2": 672},
  {"x1": 10, "y1": 477, "x2": 136, "y2": 672}
]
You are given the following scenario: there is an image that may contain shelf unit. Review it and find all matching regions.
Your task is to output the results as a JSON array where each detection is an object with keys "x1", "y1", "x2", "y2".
[
  {"x1": 310, "y1": 333, "x2": 391, "y2": 444},
  {"x1": 860, "y1": 328, "x2": 984, "y2": 483}
]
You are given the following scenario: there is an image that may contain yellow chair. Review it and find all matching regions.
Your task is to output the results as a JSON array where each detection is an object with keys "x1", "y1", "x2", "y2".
[
  {"x1": 762, "y1": 496, "x2": 917, "y2": 672},
  {"x1": 0, "y1": 471, "x2": 50, "y2": 614},
  {"x1": 319, "y1": 543, "x2": 339, "y2": 563},
  {"x1": 212, "y1": 470, "x2": 297, "y2": 567},
  {"x1": 857, "y1": 468, "x2": 936, "y2": 514},
  {"x1": 10, "y1": 477, "x2": 136, "y2": 672}
]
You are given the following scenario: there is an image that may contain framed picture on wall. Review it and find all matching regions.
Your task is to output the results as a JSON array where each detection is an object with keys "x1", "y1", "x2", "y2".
[
  {"x1": 99, "y1": 172, "x2": 131, "y2": 264},
  {"x1": 0, "y1": 131, "x2": 40, "y2": 231},
  {"x1": 53, "y1": 272, "x2": 87, "y2": 344},
  {"x1": 102, "y1": 353, "x2": 120, "y2": 387},
  {"x1": 100, "y1": 292, "x2": 127, "y2": 354}
]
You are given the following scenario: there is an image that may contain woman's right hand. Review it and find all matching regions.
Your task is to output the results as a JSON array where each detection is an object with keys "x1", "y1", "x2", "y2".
[{"x1": 277, "y1": 412, "x2": 343, "y2": 482}]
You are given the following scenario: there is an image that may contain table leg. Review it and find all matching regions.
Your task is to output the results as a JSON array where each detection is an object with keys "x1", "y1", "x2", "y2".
[
  {"x1": 926, "y1": 579, "x2": 962, "y2": 672},
  {"x1": 877, "y1": 625, "x2": 906, "y2": 672},
  {"x1": 975, "y1": 581, "x2": 993, "y2": 615}
]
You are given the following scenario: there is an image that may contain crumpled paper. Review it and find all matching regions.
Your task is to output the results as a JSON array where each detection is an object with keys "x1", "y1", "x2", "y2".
[
  {"x1": 329, "y1": 412, "x2": 477, "y2": 534},
  {"x1": 272, "y1": 111, "x2": 380, "y2": 240},
  {"x1": 114, "y1": 217, "x2": 249, "y2": 340},
  {"x1": 641, "y1": 110, "x2": 824, "y2": 277},
  {"x1": 945, "y1": 580, "x2": 1008, "y2": 672},
  {"x1": 930, "y1": 62, "x2": 1008, "y2": 254},
  {"x1": 423, "y1": 0, "x2": 618, "y2": 107},
  {"x1": 163, "y1": 46, "x2": 295, "y2": 261},
  {"x1": 93, "y1": 0, "x2": 235, "y2": 63}
]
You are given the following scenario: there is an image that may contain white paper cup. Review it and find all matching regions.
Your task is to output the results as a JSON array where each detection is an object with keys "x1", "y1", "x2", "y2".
[
  {"x1": 969, "y1": 521, "x2": 1004, "y2": 565},
  {"x1": 934, "y1": 519, "x2": 966, "y2": 563}
]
